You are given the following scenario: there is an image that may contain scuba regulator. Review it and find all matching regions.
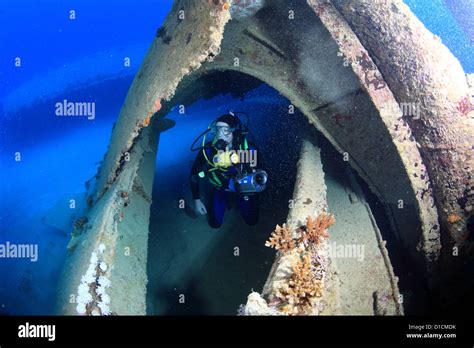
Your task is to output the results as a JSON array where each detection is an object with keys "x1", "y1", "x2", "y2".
[{"x1": 212, "y1": 139, "x2": 240, "y2": 169}]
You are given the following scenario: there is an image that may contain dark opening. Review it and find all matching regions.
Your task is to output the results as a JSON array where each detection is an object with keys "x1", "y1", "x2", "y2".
[
  {"x1": 467, "y1": 216, "x2": 474, "y2": 242},
  {"x1": 145, "y1": 70, "x2": 412, "y2": 316},
  {"x1": 145, "y1": 73, "x2": 310, "y2": 315}
]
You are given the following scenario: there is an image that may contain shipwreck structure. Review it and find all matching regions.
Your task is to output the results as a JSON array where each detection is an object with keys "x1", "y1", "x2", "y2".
[{"x1": 57, "y1": 0, "x2": 473, "y2": 315}]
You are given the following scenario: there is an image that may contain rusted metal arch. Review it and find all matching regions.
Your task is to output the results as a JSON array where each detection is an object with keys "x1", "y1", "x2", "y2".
[
  {"x1": 58, "y1": 0, "x2": 473, "y2": 314},
  {"x1": 158, "y1": 0, "x2": 441, "y2": 277}
]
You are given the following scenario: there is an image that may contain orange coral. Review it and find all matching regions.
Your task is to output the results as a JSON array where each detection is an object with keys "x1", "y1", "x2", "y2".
[
  {"x1": 265, "y1": 223, "x2": 295, "y2": 252},
  {"x1": 276, "y1": 253, "x2": 323, "y2": 315},
  {"x1": 298, "y1": 213, "x2": 335, "y2": 246},
  {"x1": 265, "y1": 213, "x2": 335, "y2": 315},
  {"x1": 265, "y1": 213, "x2": 335, "y2": 252},
  {"x1": 222, "y1": 2, "x2": 230, "y2": 10}
]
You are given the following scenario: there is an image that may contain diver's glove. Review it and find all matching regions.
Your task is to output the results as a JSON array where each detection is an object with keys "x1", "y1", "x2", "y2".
[{"x1": 194, "y1": 199, "x2": 207, "y2": 215}]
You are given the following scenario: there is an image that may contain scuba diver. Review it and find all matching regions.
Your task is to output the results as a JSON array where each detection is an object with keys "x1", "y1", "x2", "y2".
[{"x1": 189, "y1": 111, "x2": 268, "y2": 229}]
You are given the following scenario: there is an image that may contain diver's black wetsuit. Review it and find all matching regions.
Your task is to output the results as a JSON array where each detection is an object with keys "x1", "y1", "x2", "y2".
[{"x1": 190, "y1": 140, "x2": 260, "y2": 229}]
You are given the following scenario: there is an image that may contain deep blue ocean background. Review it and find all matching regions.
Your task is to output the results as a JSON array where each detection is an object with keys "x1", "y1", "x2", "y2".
[{"x1": 0, "y1": 0, "x2": 472, "y2": 314}]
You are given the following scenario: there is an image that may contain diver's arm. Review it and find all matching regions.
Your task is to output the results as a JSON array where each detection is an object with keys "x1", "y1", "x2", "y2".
[
  {"x1": 190, "y1": 151, "x2": 207, "y2": 215},
  {"x1": 190, "y1": 151, "x2": 206, "y2": 199}
]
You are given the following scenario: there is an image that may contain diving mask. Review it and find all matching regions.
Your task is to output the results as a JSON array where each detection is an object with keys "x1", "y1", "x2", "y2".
[{"x1": 215, "y1": 125, "x2": 235, "y2": 136}]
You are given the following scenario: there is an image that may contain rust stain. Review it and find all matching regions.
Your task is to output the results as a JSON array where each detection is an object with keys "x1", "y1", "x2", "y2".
[
  {"x1": 334, "y1": 113, "x2": 353, "y2": 128},
  {"x1": 447, "y1": 214, "x2": 462, "y2": 224},
  {"x1": 153, "y1": 98, "x2": 162, "y2": 113},
  {"x1": 143, "y1": 114, "x2": 152, "y2": 127},
  {"x1": 355, "y1": 53, "x2": 387, "y2": 90},
  {"x1": 140, "y1": 97, "x2": 162, "y2": 128}
]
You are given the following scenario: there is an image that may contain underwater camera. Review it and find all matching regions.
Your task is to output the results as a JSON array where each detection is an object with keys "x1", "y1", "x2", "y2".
[{"x1": 230, "y1": 169, "x2": 268, "y2": 194}]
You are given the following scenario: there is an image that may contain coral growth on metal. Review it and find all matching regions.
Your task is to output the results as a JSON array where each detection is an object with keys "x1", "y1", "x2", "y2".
[
  {"x1": 265, "y1": 213, "x2": 335, "y2": 315},
  {"x1": 298, "y1": 213, "x2": 335, "y2": 246},
  {"x1": 265, "y1": 223, "x2": 295, "y2": 252},
  {"x1": 276, "y1": 252, "x2": 324, "y2": 315}
]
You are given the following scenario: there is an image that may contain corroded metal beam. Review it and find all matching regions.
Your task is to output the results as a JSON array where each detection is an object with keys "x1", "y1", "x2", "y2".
[{"x1": 331, "y1": 0, "x2": 474, "y2": 257}]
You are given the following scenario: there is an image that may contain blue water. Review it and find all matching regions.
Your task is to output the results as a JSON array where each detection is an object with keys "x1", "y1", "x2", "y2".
[
  {"x1": 404, "y1": 0, "x2": 473, "y2": 72},
  {"x1": 0, "y1": 1, "x2": 472, "y2": 315}
]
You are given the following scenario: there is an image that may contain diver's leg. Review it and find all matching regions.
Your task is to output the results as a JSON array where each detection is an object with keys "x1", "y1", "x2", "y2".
[
  {"x1": 239, "y1": 194, "x2": 260, "y2": 226},
  {"x1": 207, "y1": 188, "x2": 226, "y2": 229}
]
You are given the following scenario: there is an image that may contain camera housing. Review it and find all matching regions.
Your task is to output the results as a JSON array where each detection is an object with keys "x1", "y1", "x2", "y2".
[{"x1": 231, "y1": 169, "x2": 268, "y2": 194}]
